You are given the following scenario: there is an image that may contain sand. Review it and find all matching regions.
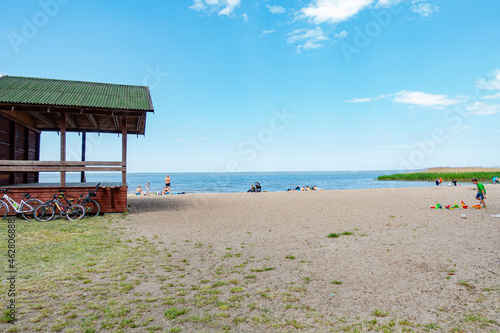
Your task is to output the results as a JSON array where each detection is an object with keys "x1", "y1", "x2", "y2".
[{"x1": 123, "y1": 185, "x2": 500, "y2": 332}]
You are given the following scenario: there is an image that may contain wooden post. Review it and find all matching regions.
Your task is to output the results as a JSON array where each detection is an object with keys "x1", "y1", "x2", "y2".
[
  {"x1": 60, "y1": 111, "x2": 66, "y2": 186},
  {"x1": 80, "y1": 131, "x2": 86, "y2": 183},
  {"x1": 121, "y1": 116, "x2": 127, "y2": 186},
  {"x1": 35, "y1": 130, "x2": 40, "y2": 183}
]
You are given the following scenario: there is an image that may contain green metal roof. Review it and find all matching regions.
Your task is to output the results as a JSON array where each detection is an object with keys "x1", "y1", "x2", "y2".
[{"x1": 0, "y1": 75, "x2": 154, "y2": 111}]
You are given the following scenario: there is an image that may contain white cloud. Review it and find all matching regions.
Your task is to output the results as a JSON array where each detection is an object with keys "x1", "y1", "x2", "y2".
[
  {"x1": 189, "y1": 0, "x2": 241, "y2": 16},
  {"x1": 287, "y1": 27, "x2": 329, "y2": 52},
  {"x1": 476, "y1": 68, "x2": 500, "y2": 90},
  {"x1": 375, "y1": 0, "x2": 403, "y2": 8},
  {"x1": 410, "y1": 1, "x2": 439, "y2": 17},
  {"x1": 194, "y1": 118, "x2": 204, "y2": 122},
  {"x1": 300, "y1": 0, "x2": 373, "y2": 24},
  {"x1": 345, "y1": 94, "x2": 391, "y2": 103},
  {"x1": 242, "y1": 13, "x2": 248, "y2": 22},
  {"x1": 465, "y1": 102, "x2": 500, "y2": 116},
  {"x1": 189, "y1": 0, "x2": 206, "y2": 11},
  {"x1": 393, "y1": 90, "x2": 460, "y2": 107},
  {"x1": 267, "y1": 5, "x2": 286, "y2": 14},
  {"x1": 482, "y1": 92, "x2": 500, "y2": 100},
  {"x1": 261, "y1": 29, "x2": 276, "y2": 36},
  {"x1": 346, "y1": 97, "x2": 372, "y2": 103},
  {"x1": 334, "y1": 30, "x2": 348, "y2": 39}
]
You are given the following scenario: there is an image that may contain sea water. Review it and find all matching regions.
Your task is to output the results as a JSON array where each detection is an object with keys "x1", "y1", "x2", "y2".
[{"x1": 39, "y1": 171, "x2": 435, "y2": 194}]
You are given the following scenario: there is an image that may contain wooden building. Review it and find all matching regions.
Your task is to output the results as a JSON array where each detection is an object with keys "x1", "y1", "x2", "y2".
[{"x1": 0, "y1": 75, "x2": 154, "y2": 213}]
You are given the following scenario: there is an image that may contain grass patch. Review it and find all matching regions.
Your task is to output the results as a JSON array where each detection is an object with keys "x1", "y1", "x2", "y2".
[
  {"x1": 0, "y1": 217, "x2": 164, "y2": 332},
  {"x1": 250, "y1": 266, "x2": 275, "y2": 272},
  {"x1": 164, "y1": 307, "x2": 190, "y2": 320},
  {"x1": 327, "y1": 231, "x2": 354, "y2": 238},
  {"x1": 372, "y1": 308, "x2": 389, "y2": 317}
]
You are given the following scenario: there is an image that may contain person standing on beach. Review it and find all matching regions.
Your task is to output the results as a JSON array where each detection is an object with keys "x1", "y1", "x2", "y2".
[
  {"x1": 471, "y1": 177, "x2": 486, "y2": 208},
  {"x1": 164, "y1": 174, "x2": 171, "y2": 194}
]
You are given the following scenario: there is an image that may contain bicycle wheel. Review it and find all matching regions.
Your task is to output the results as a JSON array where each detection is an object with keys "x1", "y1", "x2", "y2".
[
  {"x1": 84, "y1": 199, "x2": 100, "y2": 218},
  {"x1": 34, "y1": 204, "x2": 55, "y2": 222},
  {"x1": 0, "y1": 201, "x2": 8, "y2": 220},
  {"x1": 66, "y1": 205, "x2": 85, "y2": 221},
  {"x1": 20, "y1": 199, "x2": 43, "y2": 221}
]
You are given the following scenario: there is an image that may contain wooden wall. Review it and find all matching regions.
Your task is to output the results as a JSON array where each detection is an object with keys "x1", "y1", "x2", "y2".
[
  {"x1": 4, "y1": 185, "x2": 127, "y2": 214},
  {"x1": 0, "y1": 114, "x2": 40, "y2": 186}
]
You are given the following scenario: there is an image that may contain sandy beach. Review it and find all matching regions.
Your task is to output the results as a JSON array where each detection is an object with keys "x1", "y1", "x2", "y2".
[{"x1": 122, "y1": 185, "x2": 500, "y2": 332}]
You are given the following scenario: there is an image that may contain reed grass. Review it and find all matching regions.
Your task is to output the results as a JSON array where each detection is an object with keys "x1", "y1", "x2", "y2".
[
  {"x1": 422, "y1": 167, "x2": 500, "y2": 173},
  {"x1": 378, "y1": 171, "x2": 500, "y2": 182}
]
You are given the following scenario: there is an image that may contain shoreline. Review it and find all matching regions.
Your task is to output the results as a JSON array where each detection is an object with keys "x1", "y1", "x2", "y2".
[{"x1": 128, "y1": 183, "x2": 495, "y2": 196}]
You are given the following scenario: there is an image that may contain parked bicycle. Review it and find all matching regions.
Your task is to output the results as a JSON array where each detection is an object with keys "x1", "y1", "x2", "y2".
[
  {"x1": 72, "y1": 183, "x2": 101, "y2": 218},
  {"x1": 80, "y1": 183, "x2": 101, "y2": 218},
  {"x1": 34, "y1": 192, "x2": 85, "y2": 222},
  {"x1": 55, "y1": 184, "x2": 100, "y2": 218},
  {"x1": 0, "y1": 189, "x2": 44, "y2": 221}
]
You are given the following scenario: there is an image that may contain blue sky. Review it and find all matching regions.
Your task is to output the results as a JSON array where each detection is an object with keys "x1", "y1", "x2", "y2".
[{"x1": 1, "y1": 0, "x2": 499, "y2": 172}]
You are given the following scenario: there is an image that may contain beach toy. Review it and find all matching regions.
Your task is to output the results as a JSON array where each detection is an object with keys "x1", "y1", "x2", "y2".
[
  {"x1": 461, "y1": 214, "x2": 466, "y2": 219},
  {"x1": 462, "y1": 205, "x2": 468, "y2": 209},
  {"x1": 472, "y1": 205, "x2": 482, "y2": 209},
  {"x1": 430, "y1": 206, "x2": 435, "y2": 209},
  {"x1": 445, "y1": 205, "x2": 451, "y2": 209}
]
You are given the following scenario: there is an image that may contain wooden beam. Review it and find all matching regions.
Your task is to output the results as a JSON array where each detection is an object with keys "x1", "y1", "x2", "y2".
[
  {"x1": 113, "y1": 115, "x2": 119, "y2": 130},
  {"x1": 136, "y1": 115, "x2": 143, "y2": 132},
  {"x1": 29, "y1": 111, "x2": 57, "y2": 127},
  {"x1": 0, "y1": 160, "x2": 124, "y2": 166},
  {"x1": 87, "y1": 114, "x2": 99, "y2": 129},
  {"x1": 39, "y1": 127, "x2": 142, "y2": 135},
  {"x1": 122, "y1": 116, "x2": 127, "y2": 186},
  {"x1": 66, "y1": 114, "x2": 77, "y2": 128},
  {"x1": 0, "y1": 166, "x2": 126, "y2": 172},
  {"x1": 60, "y1": 111, "x2": 66, "y2": 186}
]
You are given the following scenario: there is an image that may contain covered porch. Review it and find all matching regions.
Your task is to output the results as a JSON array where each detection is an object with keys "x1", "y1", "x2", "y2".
[{"x1": 0, "y1": 75, "x2": 154, "y2": 213}]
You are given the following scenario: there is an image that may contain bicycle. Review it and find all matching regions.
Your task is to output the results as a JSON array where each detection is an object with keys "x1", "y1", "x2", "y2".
[
  {"x1": 57, "y1": 184, "x2": 100, "y2": 218},
  {"x1": 0, "y1": 189, "x2": 43, "y2": 221},
  {"x1": 74, "y1": 183, "x2": 101, "y2": 218},
  {"x1": 34, "y1": 193, "x2": 85, "y2": 222}
]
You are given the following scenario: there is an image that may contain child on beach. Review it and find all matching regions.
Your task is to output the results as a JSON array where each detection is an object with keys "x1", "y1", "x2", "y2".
[
  {"x1": 135, "y1": 185, "x2": 144, "y2": 195},
  {"x1": 471, "y1": 178, "x2": 486, "y2": 208}
]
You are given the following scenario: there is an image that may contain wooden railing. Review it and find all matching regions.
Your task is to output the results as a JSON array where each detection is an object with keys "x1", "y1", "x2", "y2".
[{"x1": 0, "y1": 160, "x2": 125, "y2": 172}]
